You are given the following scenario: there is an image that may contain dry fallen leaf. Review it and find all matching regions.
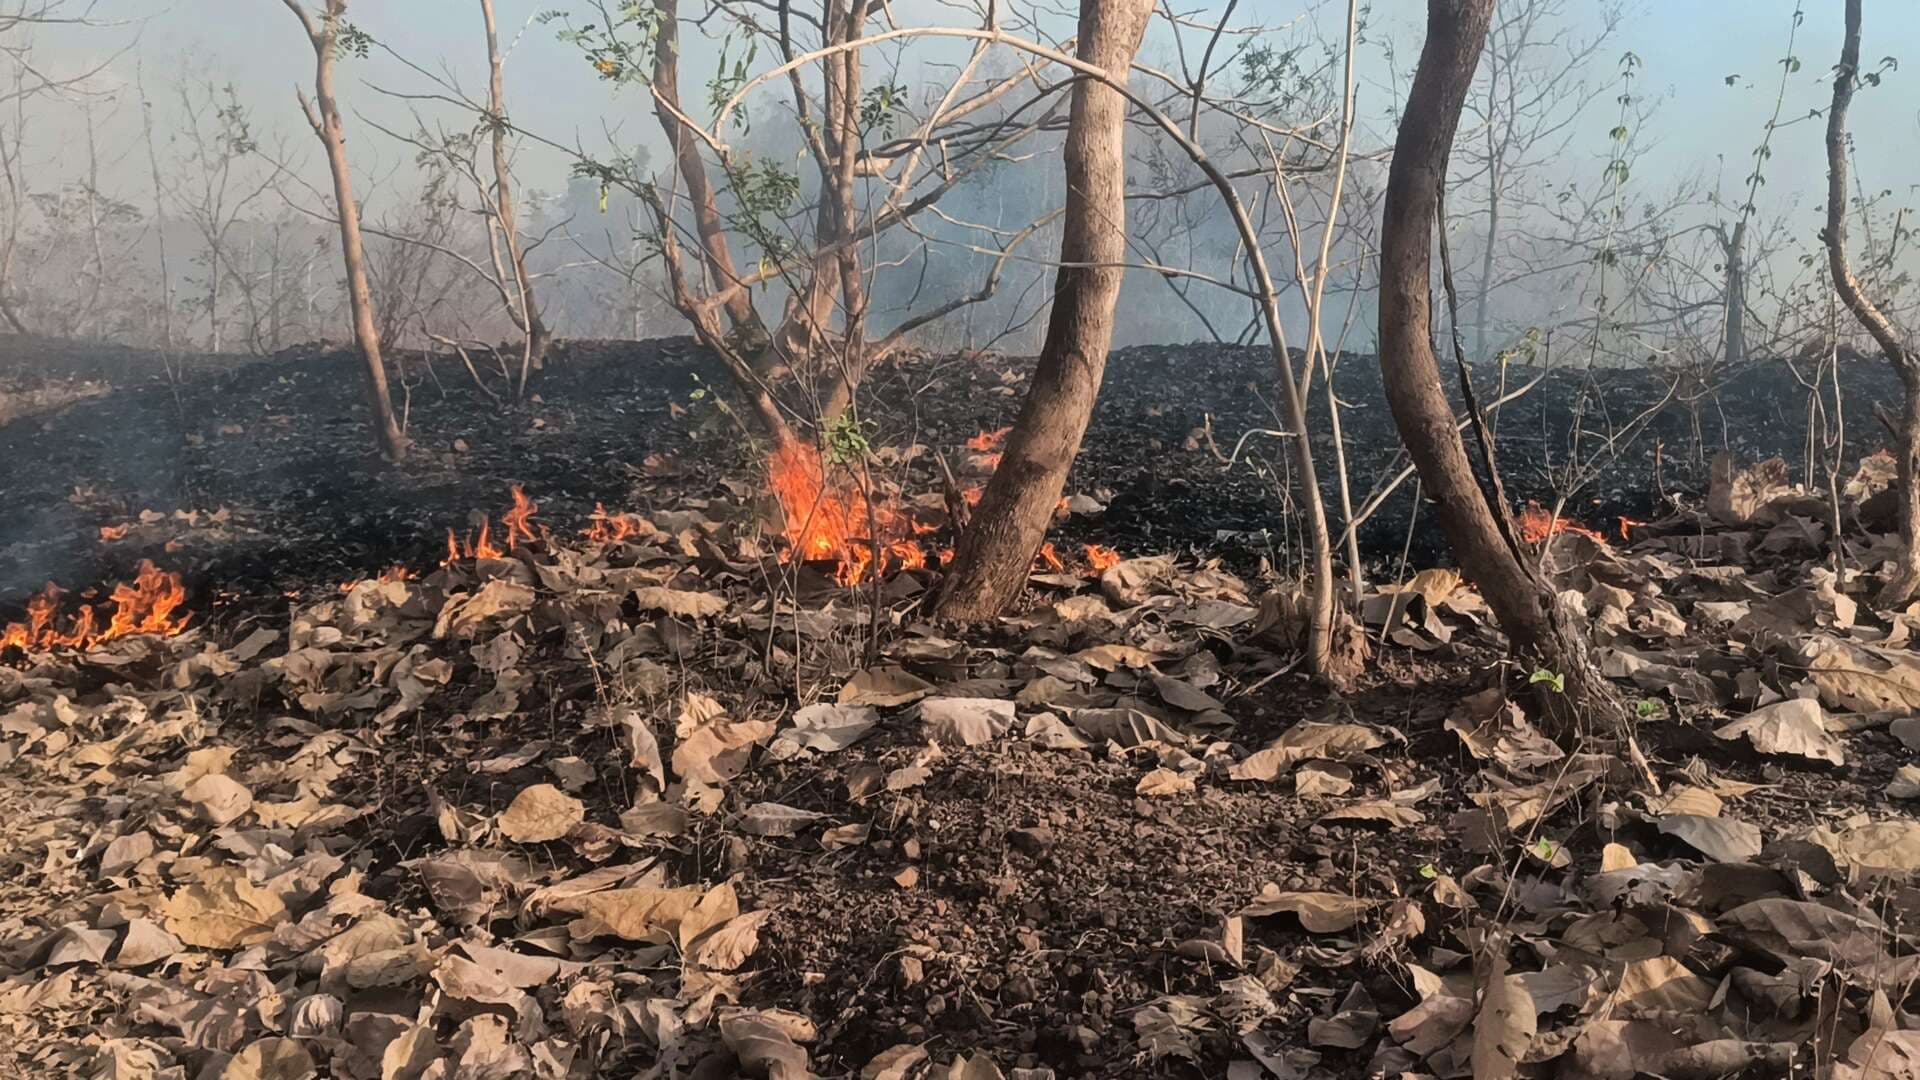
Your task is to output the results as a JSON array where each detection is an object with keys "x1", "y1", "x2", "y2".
[
  {"x1": 498, "y1": 784, "x2": 586, "y2": 843},
  {"x1": 1321, "y1": 801, "x2": 1424, "y2": 828},
  {"x1": 839, "y1": 666, "x2": 935, "y2": 707},
  {"x1": 719, "y1": 1007, "x2": 811, "y2": 1079},
  {"x1": 862, "y1": 1044, "x2": 929, "y2": 1080},
  {"x1": 1238, "y1": 886, "x2": 1374, "y2": 932},
  {"x1": 673, "y1": 719, "x2": 776, "y2": 784},
  {"x1": 1713, "y1": 698, "x2": 1845, "y2": 765},
  {"x1": 1470, "y1": 945, "x2": 1535, "y2": 1080},
  {"x1": 1074, "y1": 642, "x2": 1162, "y2": 671},
  {"x1": 160, "y1": 867, "x2": 288, "y2": 949},
  {"x1": 686, "y1": 909, "x2": 773, "y2": 971},
  {"x1": 1230, "y1": 722, "x2": 1385, "y2": 781},
  {"x1": 920, "y1": 697, "x2": 1015, "y2": 746},
  {"x1": 1294, "y1": 761, "x2": 1353, "y2": 798},
  {"x1": 558, "y1": 885, "x2": 704, "y2": 943},
  {"x1": 737, "y1": 802, "x2": 827, "y2": 837},
  {"x1": 1822, "y1": 820, "x2": 1920, "y2": 878},
  {"x1": 1136, "y1": 768, "x2": 1195, "y2": 797},
  {"x1": 182, "y1": 772, "x2": 253, "y2": 827},
  {"x1": 776, "y1": 702, "x2": 878, "y2": 754},
  {"x1": 220, "y1": 1037, "x2": 315, "y2": 1080},
  {"x1": 1656, "y1": 813, "x2": 1763, "y2": 862},
  {"x1": 632, "y1": 585, "x2": 728, "y2": 619}
]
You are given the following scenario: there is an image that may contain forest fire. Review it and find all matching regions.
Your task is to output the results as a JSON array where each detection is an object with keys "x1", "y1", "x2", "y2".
[
  {"x1": 1084, "y1": 544, "x2": 1122, "y2": 571},
  {"x1": 1, "y1": 560, "x2": 191, "y2": 655},
  {"x1": 98, "y1": 523, "x2": 130, "y2": 542},
  {"x1": 1618, "y1": 516, "x2": 1647, "y2": 540},
  {"x1": 584, "y1": 503, "x2": 650, "y2": 544},
  {"x1": 1516, "y1": 502, "x2": 1606, "y2": 545},
  {"x1": 444, "y1": 485, "x2": 542, "y2": 565},
  {"x1": 1036, "y1": 542, "x2": 1065, "y2": 573},
  {"x1": 767, "y1": 441, "x2": 931, "y2": 586},
  {"x1": 967, "y1": 425, "x2": 1012, "y2": 470}
]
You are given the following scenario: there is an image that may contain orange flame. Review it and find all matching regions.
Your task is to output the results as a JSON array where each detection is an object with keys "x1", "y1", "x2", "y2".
[
  {"x1": 966, "y1": 426, "x2": 1011, "y2": 453},
  {"x1": 98, "y1": 523, "x2": 130, "y2": 542},
  {"x1": 1084, "y1": 544, "x2": 1122, "y2": 572},
  {"x1": 1516, "y1": 502, "x2": 1605, "y2": 545},
  {"x1": 585, "y1": 503, "x2": 650, "y2": 544},
  {"x1": 767, "y1": 441, "x2": 929, "y2": 586},
  {"x1": 1618, "y1": 516, "x2": 1647, "y2": 540},
  {"x1": 502, "y1": 485, "x2": 539, "y2": 550},
  {"x1": 966, "y1": 426, "x2": 1012, "y2": 471},
  {"x1": 1035, "y1": 542, "x2": 1065, "y2": 573},
  {"x1": 442, "y1": 487, "x2": 537, "y2": 565},
  {"x1": 2, "y1": 560, "x2": 190, "y2": 655}
]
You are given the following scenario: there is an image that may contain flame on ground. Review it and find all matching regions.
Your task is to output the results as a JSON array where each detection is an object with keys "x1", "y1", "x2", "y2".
[
  {"x1": 1035, "y1": 542, "x2": 1065, "y2": 573},
  {"x1": 99, "y1": 523, "x2": 130, "y2": 542},
  {"x1": 768, "y1": 441, "x2": 932, "y2": 586},
  {"x1": 966, "y1": 426, "x2": 1011, "y2": 453},
  {"x1": 2, "y1": 560, "x2": 190, "y2": 655},
  {"x1": 1084, "y1": 544, "x2": 1122, "y2": 572},
  {"x1": 585, "y1": 503, "x2": 649, "y2": 544},
  {"x1": 502, "y1": 485, "x2": 540, "y2": 550},
  {"x1": 1516, "y1": 502, "x2": 1606, "y2": 545},
  {"x1": 444, "y1": 486, "x2": 542, "y2": 565},
  {"x1": 967, "y1": 425, "x2": 1013, "y2": 471},
  {"x1": 1618, "y1": 516, "x2": 1647, "y2": 540}
]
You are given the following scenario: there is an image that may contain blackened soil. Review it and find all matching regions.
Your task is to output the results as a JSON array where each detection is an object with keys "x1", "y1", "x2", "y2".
[{"x1": 0, "y1": 335, "x2": 1900, "y2": 615}]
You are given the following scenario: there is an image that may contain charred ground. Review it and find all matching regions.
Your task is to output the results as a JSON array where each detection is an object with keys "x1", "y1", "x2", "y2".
[{"x1": 0, "y1": 335, "x2": 1900, "y2": 611}]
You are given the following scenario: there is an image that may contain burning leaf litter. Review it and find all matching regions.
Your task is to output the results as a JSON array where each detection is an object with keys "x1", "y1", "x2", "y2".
[{"x1": 3, "y1": 451, "x2": 1920, "y2": 1076}]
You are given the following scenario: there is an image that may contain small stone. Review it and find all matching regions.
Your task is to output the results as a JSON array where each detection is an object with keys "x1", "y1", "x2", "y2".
[
  {"x1": 1070, "y1": 1025, "x2": 1100, "y2": 1054},
  {"x1": 1008, "y1": 826, "x2": 1055, "y2": 855}
]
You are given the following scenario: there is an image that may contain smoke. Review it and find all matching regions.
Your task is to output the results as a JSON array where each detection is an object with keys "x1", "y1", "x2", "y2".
[{"x1": 0, "y1": 1, "x2": 1915, "y2": 362}]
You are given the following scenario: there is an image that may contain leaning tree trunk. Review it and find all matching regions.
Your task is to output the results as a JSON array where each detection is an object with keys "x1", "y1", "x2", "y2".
[
  {"x1": 651, "y1": 0, "x2": 759, "y2": 336},
  {"x1": 933, "y1": 0, "x2": 1153, "y2": 621},
  {"x1": 1378, "y1": 0, "x2": 1617, "y2": 737},
  {"x1": 480, "y1": 0, "x2": 551, "y2": 396},
  {"x1": 283, "y1": 0, "x2": 406, "y2": 462},
  {"x1": 1825, "y1": 0, "x2": 1920, "y2": 606}
]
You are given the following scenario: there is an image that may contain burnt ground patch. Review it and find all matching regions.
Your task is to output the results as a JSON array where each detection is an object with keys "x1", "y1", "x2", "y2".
[{"x1": 0, "y1": 334, "x2": 1899, "y2": 614}]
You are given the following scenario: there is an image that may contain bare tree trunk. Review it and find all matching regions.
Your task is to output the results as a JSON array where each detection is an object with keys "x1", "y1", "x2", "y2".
[
  {"x1": 651, "y1": 0, "x2": 759, "y2": 336},
  {"x1": 1472, "y1": 58, "x2": 1500, "y2": 363},
  {"x1": 1826, "y1": 0, "x2": 1920, "y2": 605},
  {"x1": 139, "y1": 64, "x2": 175, "y2": 351},
  {"x1": 78, "y1": 102, "x2": 106, "y2": 339},
  {"x1": 283, "y1": 0, "x2": 407, "y2": 462},
  {"x1": 479, "y1": 0, "x2": 550, "y2": 396},
  {"x1": 1379, "y1": 0, "x2": 1618, "y2": 737},
  {"x1": 934, "y1": 0, "x2": 1153, "y2": 621},
  {"x1": 1721, "y1": 219, "x2": 1746, "y2": 367}
]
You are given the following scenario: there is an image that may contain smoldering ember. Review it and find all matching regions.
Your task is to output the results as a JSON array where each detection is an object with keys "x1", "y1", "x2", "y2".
[{"x1": 5, "y1": 3, "x2": 1920, "y2": 1079}]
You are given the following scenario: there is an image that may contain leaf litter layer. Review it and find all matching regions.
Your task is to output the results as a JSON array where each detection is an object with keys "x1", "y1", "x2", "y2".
[
  {"x1": 4, "y1": 329, "x2": 1920, "y2": 1076},
  {"x1": 4, "y1": 442, "x2": 1920, "y2": 1078}
]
